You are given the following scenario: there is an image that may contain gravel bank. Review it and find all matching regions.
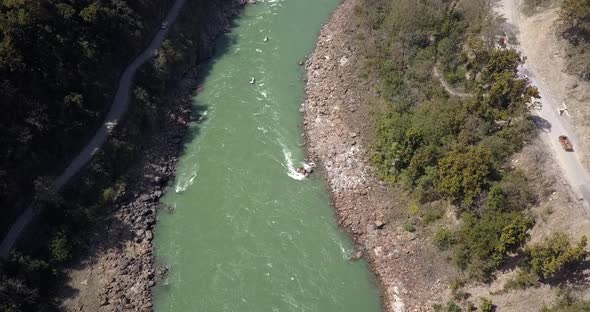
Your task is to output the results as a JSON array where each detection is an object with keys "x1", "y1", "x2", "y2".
[{"x1": 303, "y1": 0, "x2": 456, "y2": 310}]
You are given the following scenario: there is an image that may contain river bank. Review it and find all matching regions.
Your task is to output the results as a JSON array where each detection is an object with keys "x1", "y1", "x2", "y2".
[
  {"x1": 302, "y1": 0, "x2": 458, "y2": 310},
  {"x1": 59, "y1": 1, "x2": 245, "y2": 310}
]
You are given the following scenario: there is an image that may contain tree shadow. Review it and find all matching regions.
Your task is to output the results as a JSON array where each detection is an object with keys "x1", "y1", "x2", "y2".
[
  {"x1": 4, "y1": 4, "x2": 244, "y2": 309},
  {"x1": 172, "y1": 30, "x2": 237, "y2": 155},
  {"x1": 561, "y1": 26, "x2": 590, "y2": 46},
  {"x1": 498, "y1": 16, "x2": 521, "y2": 47},
  {"x1": 544, "y1": 259, "x2": 590, "y2": 288},
  {"x1": 531, "y1": 115, "x2": 552, "y2": 133},
  {"x1": 497, "y1": 253, "x2": 526, "y2": 274}
]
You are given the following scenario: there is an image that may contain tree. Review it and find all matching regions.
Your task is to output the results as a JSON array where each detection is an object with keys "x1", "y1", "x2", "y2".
[
  {"x1": 437, "y1": 146, "x2": 495, "y2": 206},
  {"x1": 526, "y1": 233, "x2": 588, "y2": 279},
  {"x1": 453, "y1": 211, "x2": 533, "y2": 280}
]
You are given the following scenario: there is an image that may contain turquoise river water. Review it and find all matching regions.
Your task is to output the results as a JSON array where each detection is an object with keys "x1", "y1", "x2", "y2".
[{"x1": 153, "y1": 0, "x2": 382, "y2": 311}]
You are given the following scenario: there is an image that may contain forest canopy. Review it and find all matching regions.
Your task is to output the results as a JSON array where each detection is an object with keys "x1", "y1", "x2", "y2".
[{"x1": 0, "y1": 0, "x2": 170, "y2": 235}]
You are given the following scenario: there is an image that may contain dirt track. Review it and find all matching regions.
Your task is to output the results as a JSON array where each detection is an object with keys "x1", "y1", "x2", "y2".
[{"x1": 499, "y1": 0, "x2": 590, "y2": 217}]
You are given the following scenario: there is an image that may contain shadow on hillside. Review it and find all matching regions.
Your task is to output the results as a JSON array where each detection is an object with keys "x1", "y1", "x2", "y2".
[
  {"x1": 561, "y1": 26, "x2": 590, "y2": 46},
  {"x1": 531, "y1": 115, "x2": 552, "y2": 133},
  {"x1": 545, "y1": 259, "x2": 590, "y2": 288},
  {"x1": 50, "y1": 15, "x2": 241, "y2": 308}
]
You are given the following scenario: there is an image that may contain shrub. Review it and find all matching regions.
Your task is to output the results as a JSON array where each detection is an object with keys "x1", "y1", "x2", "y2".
[
  {"x1": 542, "y1": 290, "x2": 590, "y2": 312},
  {"x1": 450, "y1": 278, "x2": 467, "y2": 301},
  {"x1": 433, "y1": 228, "x2": 456, "y2": 250},
  {"x1": 480, "y1": 298, "x2": 495, "y2": 312},
  {"x1": 526, "y1": 233, "x2": 588, "y2": 279},
  {"x1": 453, "y1": 211, "x2": 534, "y2": 280},
  {"x1": 0, "y1": 275, "x2": 40, "y2": 312},
  {"x1": 101, "y1": 187, "x2": 117, "y2": 203},
  {"x1": 423, "y1": 205, "x2": 445, "y2": 224},
  {"x1": 49, "y1": 231, "x2": 72, "y2": 263},
  {"x1": 403, "y1": 223, "x2": 416, "y2": 232},
  {"x1": 437, "y1": 146, "x2": 495, "y2": 206},
  {"x1": 446, "y1": 301, "x2": 462, "y2": 312},
  {"x1": 433, "y1": 301, "x2": 463, "y2": 312},
  {"x1": 503, "y1": 269, "x2": 539, "y2": 291},
  {"x1": 486, "y1": 171, "x2": 534, "y2": 212}
]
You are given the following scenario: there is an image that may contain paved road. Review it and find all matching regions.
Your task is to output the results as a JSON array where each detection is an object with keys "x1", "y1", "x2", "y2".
[
  {"x1": 0, "y1": 0, "x2": 188, "y2": 258},
  {"x1": 500, "y1": 0, "x2": 590, "y2": 215}
]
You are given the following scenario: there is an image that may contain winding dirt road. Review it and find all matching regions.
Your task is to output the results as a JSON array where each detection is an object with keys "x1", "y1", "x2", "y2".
[
  {"x1": 433, "y1": 65, "x2": 473, "y2": 98},
  {"x1": 499, "y1": 0, "x2": 590, "y2": 215},
  {"x1": 0, "y1": 0, "x2": 187, "y2": 258}
]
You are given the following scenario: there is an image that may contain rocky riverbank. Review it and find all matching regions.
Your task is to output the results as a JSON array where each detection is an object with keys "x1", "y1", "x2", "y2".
[
  {"x1": 59, "y1": 1, "x2": 245, "y2": 311},
  {"x1": 302, "y1": 0, "x2": 457, "y2": 310}
]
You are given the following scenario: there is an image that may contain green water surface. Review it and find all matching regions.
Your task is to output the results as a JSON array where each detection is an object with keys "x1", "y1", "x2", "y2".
[{"x1": 153, "y1": 0, "x2": 382, "y2": 311}]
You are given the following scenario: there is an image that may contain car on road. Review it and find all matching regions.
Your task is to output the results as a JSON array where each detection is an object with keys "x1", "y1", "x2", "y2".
[
  {"x1": 161, "y1": 21, "x2": 168, "y2": 29},
  {"x1": 559, "y1": 135, "x2": 574, "y2": 152}
]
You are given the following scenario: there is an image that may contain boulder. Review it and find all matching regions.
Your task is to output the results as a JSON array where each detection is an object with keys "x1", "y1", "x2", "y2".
[
  {"x1": 374, "y1": 220, "x2": 386, "y2": 230},
  {"x1": 145, "y1": 230, "x2": 153, "y2": 241}
]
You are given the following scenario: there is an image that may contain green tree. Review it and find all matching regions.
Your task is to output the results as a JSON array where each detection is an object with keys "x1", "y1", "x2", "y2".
[
  {"x1": 454, "y1": 211, "x2": 533, "y2": 280},
  {"x1": 526, "y1": 233, "x2": 588, "y2": 279},
  {"x1": 49, "y1": 230, "x2": 72, "y2": 263},
  {"x1": 437, "y1": 146, "x2": 495, "y2": 206},
  {"x1": 480, "y1": 298, "x2": 494, "y2": 312}
]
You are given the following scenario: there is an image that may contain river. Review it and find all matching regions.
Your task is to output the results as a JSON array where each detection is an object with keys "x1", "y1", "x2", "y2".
[{"x1": 152, "y1": 0, "x2": 382, "y2": 311}]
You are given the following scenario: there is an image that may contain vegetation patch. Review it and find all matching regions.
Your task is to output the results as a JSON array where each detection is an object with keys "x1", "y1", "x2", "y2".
[
  {"x1": 357, "y1": 0, "x2": 543, "y2": 284},
  {"x1": 559, "y1": 0, "x2": 590, "y2": 80}
]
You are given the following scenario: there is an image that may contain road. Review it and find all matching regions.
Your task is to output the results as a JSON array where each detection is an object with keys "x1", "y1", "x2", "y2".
[
  {"x1": 0, "y1": 0, "x2": 187, "y2": 258},
  {"x1": 500, "y1": 0, "x2": 590, "y2": 215},
  {"x1": 433, "y1": 65, "x2": 472, "y2": 98}
]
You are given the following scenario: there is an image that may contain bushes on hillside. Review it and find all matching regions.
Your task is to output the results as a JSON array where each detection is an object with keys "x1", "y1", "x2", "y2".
[
  {"x1": 542, "y1": 290, "x2": 590, "y2": 312},
  {"x1": 437, "y1": 146, "x2": 495, "y2": 206},
  {"x1": 363, "y1": 0, "x2": 542, "y2": 281},
  {"x1": 452, "y1": 211, "x2": 534, "y2": 281},
  {"x1": 525, "y1": 233, "x2": 588, "y2": 279}
]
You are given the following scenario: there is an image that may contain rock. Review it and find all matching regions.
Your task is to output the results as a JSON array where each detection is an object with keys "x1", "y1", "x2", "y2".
[
  {"x1": 148, "y1": 280, "x2": 155, "y2": 287},
  {"x1": 145, "y1": 230, "x2": 153, "y2": 241},
  {"x1": 100, "y1": 297, "x2": 109, "y2": 306},
  {"x1": 374, "y1": 220, "x2": 386, "y2": 230},
  {"x1": 349, "y1": 250, "x2": 363, "y2": 261}
]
